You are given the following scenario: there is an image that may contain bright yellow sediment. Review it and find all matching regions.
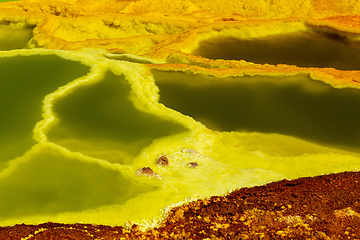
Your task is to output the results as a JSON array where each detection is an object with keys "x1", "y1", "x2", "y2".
[{"x1": 0, "y1": 0, "x2": 360, "y2": 229}]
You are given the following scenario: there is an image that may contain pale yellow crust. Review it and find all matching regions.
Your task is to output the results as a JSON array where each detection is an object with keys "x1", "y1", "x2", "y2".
[
  {"x1": 1, "y1": 0, "x2": 360, "y2": 230},
  {"x1": 1, "y1": 0, "x2": 360, "y2": 88}
]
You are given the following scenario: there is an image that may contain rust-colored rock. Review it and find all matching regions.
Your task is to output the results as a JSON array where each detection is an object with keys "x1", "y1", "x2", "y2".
[
  {"x1": 1, "y1": 171, "x2": 360, "y2": 239},
  {"x1": 156, "y1": 155, "x2": 169, "y2": 167}
]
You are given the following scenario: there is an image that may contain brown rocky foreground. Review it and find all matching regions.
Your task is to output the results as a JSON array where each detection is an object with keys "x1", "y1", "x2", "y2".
[{"x1": 1, "y1": 171, "x2": 359, "y2": 239}]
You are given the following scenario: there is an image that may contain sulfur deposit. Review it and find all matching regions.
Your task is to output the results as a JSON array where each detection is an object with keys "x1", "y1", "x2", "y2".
[{"x1": 1, "y1": 0, "x2": 360, "y2": 238}]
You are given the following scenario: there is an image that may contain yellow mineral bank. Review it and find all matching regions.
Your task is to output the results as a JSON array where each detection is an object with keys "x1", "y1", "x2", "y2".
[{"x1": 0, "y1": 0, "x2": 360, "y2": 230}]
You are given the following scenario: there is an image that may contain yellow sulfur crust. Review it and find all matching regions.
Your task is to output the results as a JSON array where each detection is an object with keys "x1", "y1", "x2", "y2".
[{"x1": 0, "y1": 0, "x2": 360, "y2": 229}]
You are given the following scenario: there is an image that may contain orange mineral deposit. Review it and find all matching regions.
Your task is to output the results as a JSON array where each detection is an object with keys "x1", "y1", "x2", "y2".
[{"x1": 0, "y1": 0, "x2": 360, "y2": 239}]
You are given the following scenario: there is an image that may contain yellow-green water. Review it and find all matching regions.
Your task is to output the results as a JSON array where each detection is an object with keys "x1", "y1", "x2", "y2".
[
  {"x1": 193, "y1": 31, "x2": 360, "y2": 70},
  {"x1": 1, "y1": 24, "x2": 360, "y2": 228},
  {"x1": 0, "y1": 48, "x2": 359, "y2": 228},
  {"x1": 0, "y1": 23, "x2": 32, "y2": 50}
]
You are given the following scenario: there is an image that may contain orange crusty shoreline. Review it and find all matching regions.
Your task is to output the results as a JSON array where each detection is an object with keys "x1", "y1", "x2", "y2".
[
  {"x1": 1, "y1": 0, "x2": 360, "y2": 239},
  {"x1": 1, "y1": 171, "x2": 360, "y2": 239}
]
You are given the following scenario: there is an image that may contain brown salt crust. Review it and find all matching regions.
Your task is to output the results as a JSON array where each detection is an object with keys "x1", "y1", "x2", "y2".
[
  {"x1": 135, "y1": 167, "x2": 161, "y2": 179},
  {"x1": 1, "y1": 171, "x2": 360, "y2": 239},
  {"x1": 156, "y1": 155, "x2": 169, "y2": 166},
  {"x1": 187, "y1": 162, "x2": 199, "y2": 168}
]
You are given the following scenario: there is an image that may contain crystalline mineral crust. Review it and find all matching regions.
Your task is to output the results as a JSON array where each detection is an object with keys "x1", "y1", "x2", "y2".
[{"x1": 1, "y1": 0, "x2": 360, "y2": 239}]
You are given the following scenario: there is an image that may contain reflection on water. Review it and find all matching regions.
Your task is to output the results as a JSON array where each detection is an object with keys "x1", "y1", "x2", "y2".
[
  {"x1": 0, "y1": 23, "x2": 33, "y2": 50},
  {"x1": 48, "y1": 71, "x2": 186, "y2": 164},
  {"x1": 1, "y1": 50, "x2": 360, "y2": 227},
  {"x1": 193, "y1": 31, "x2": 360, "y2": 70},
  {"x1": 0, "y1": 147, "x2": 155, "y2": 220},
  {"x1": 0, "y1": 55, "x2": 89, "y2": 168},
  {"x1": 155, "y1": 70, "x2": 360, "y2": 151}
]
